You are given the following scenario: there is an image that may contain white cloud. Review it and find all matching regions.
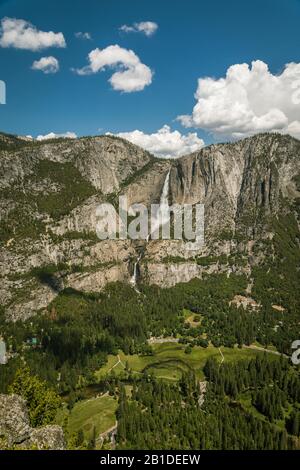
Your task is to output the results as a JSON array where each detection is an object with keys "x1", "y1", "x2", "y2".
[
  {"x1": 36, "y1": 131, "x2": 77, "y2": 141},
  {"x1": 31, "y1": 56, "x2": 59, "y2": 74},
  {"x1": 119, "y1": 25, "x2": 135, "y2": 34},
  {"x1": 75, "y1": 31, "x2": 91, "y2": 40},
  {"x1": 119, "y1": 21, "x2": 158, "y2": 37},
  {"x1": 108, "y1": 125, "x2": 205, "y2": 158},
  {"x1": 178, "y1": 60, "x2": 300, "y2": 140},
  {"x1": 0, "y1": 17, "x2": 66, "y2": 51},
  {"x1": 74, "y1": 44, "x2": 152, "y2": 92}
]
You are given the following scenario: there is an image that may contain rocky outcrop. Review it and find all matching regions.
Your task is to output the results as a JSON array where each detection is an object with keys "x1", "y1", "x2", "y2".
[
  {"x1": 6, "y1": 283, "x2": 58, "y2": 322},
  {"x1": 198, "y1": 381, "x2": 207, "y2": 407},
  {"x1": 141, "y1": 262, "x2": 214, "y2": 287},
  {"x1": 66, "y1": 263, "x2": 131, "y2": 293},
  {"x1": 142, "y1": 259, "x2": 249, "y2": 288},
  {"x1": 0, "y1": 394, "x2": 31, "y2": 444},
  {"x1": 28, "y1": 426, "x2": 65, "y2": 450},
  {"x1": 2, "y1": 237, "x2": 136, "y2": 321},
  {"x1": 0, "y1": 394, "x2": 65, "y2": 449},
  {"x1": 229, "y1": 295, "x2": 261, "y2": 310}
]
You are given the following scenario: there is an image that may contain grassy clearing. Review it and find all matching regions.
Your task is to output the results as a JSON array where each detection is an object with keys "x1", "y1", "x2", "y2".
[
  {"x1": 57, "y1": 394, "x2": 117, "y2": 441},
  {"x1": 238, "y1": 391, "x2": 268, "y2": 422},
  {"x1": 95, "y1": 342, "x2": 263, "y2": 381},
  {"x1": 183, "y1": 308, "x2": 203, "y2": 327}
]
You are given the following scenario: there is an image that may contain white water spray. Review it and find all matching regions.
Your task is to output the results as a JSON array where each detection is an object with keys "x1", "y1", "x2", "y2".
[
  {"x1": 160, "y1": 169, "x2": 170, "y2": 207},
  {"x1": 130, "y1": 253, "x2": 142, "y2": 287},
  {"x1": 147, "y1": 169, "x2": 170, "y2": 241}
]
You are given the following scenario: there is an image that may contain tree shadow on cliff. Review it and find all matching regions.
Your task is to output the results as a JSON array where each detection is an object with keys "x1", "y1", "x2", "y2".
[{"x1": 31, "y1": 265, "x2": 64, "y2": 293}]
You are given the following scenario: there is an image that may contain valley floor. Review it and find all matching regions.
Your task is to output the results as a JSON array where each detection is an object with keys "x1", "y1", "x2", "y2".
[
  {"x1": 57, "y1": 341, "x2": 278, "y2": 448},
  {"x1": 95, "y1": 342, "x2": 265, "y2": 382}
]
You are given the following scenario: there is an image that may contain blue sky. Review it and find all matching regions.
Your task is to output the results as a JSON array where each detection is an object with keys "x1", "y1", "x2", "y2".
[{"x1": 0, "y1": 0, "x2": 300, "y2": 157}]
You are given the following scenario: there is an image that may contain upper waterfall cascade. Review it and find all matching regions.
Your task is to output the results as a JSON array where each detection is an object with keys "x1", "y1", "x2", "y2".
[
  {"x1": 147, "y1": 169, "x2": 171, "y2": 242},
  {"x1": 131, "y1": 169, "x2": 171, "y2": 287},
  {"x1": 160, "y1": 169, "x2": 170, "y2": 207}
]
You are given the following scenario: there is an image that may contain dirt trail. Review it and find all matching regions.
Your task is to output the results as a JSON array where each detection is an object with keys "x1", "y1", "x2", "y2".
[
  {"x1": 218, "y1": 347, "x2": 225, "y2": 364},
  {"x1": 243, "y1": 344, "x2": 288, "y2": 358},
  {"x1": 107, "y1": 354, "x2": 125, "y2": 372}
]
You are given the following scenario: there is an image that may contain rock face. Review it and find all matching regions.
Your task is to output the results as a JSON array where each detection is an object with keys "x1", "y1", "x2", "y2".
[
  {"x1": 0, "y1": 394, "x2": 65, "y2": 449},
  {"x1": 0, "y1": 132, "x2": 299, "y2": 320},
  {"x1": 141, "y1": 261, "x2": 222, "y2": 288},
  {"x1": 169, "y1": 133, "x2": 300, "y2": 237},
  {"x1": 28, "y1": 426, "x2": 65, "y2": 450},
  {"x1": 170, "y1": 141, "x2": 246, "y2": 235}
]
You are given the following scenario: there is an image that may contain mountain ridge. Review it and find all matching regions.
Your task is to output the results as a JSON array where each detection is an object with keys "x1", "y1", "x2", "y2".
[{"x1": 0, "y1": 131, "x2": 299, "y2": 321}]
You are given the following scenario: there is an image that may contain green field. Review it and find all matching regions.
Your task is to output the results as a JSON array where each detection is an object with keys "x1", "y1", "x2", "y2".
[
  {"x1": 57, "y1": 394, "x2": 117, "y2": 443},
  {"x1": 55, "y1": 343, "x2": 276, "y2": 446},
  {"x1": 95, "y1": 342, "x2": 264, "y2": 381}
]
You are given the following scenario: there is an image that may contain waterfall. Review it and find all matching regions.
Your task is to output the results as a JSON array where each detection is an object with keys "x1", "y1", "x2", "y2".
[
  {"x1": 160, "y1": 169, "x2": 170, "y2": 207},
  {"x1": 131, "y1": 169, "x2": 170, "y2": 290},
  {"x1": 130, "y1": 253, "x2": 142, "y2": 288},
  {"x1": 147, "y1": 169, "x2": 170, "y2": 241},
  {"x1": 159, "y1": 169, "x2": 171, "y2": 230}
]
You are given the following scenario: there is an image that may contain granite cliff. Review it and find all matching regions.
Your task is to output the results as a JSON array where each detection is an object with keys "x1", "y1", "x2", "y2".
[{"x1": 0, "y1": 132, "x2": 299, "y2": 320}]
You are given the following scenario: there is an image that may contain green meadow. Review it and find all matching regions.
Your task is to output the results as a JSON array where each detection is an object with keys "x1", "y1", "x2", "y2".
[
  {"x1": 95, "y1": 342, "x2": 263, "y2": 382},
  {"x1": 56, "y1": 394, "x2": 117, "y2": 443}
]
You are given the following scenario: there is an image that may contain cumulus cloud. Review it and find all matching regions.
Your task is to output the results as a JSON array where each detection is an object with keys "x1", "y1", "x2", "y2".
[
  {"x1": 31, "y1": 56, "x2": 59, "y2": 74},
  {"x1": 108, "y1": 125, "x2": 205, "y2": 158},
  {"x1": 75, "y1": 31, "x2": 91, "y2": 40},
  {"x1": 74, "y1": 44, "x2": 152, "y2": 92},
  {"x1": 0, "y1": 17, "x2": 66, "y2": 50},
  {"x1": 178, "y1": 60, "x2": 300, "y2": 140},
  {"x1": 119, "y1": 21, "x2": 158, "y2": 36},
  {"x1": 36, "y1": 131, "x2": 77, "y2": 141}
]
